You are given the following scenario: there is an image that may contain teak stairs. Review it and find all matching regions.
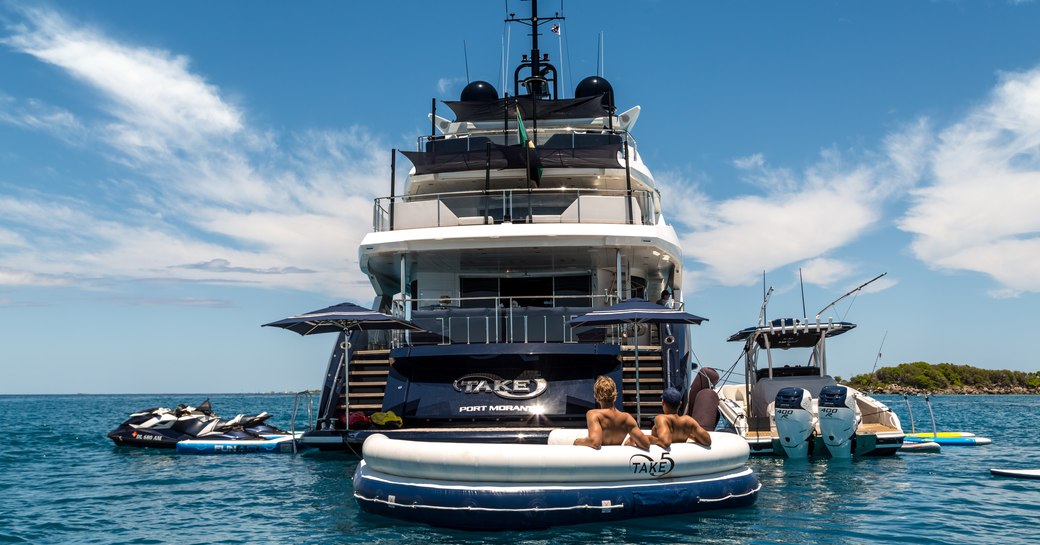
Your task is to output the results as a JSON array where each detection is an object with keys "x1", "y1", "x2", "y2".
[
  {"x1": 340, "y1": 349, "x2": 391, "y2": 414},
  {"x1": 621, "y1": 344, "x2": 664, "y2": 428}
]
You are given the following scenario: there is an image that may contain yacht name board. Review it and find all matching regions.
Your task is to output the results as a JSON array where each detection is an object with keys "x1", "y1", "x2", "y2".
[
  {"x1": 457, "y1": 404, "x2": 544, "y2": 413},
  {"x1": 452, "y1": 373, "x2": 548, "y2": 400}
]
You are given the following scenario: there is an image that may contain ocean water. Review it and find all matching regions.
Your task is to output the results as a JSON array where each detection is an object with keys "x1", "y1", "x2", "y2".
[{"x1": 0, "y1": 393, "x2": 1037, "y2": 544}]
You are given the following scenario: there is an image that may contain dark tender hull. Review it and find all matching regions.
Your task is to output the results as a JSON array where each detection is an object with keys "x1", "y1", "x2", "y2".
[
  {"x1": 353, "y1": 463, "x2": 761, "y2": 530},
  {"x1": 107, "y1": 426, "x2": 182, "y2": 449}
]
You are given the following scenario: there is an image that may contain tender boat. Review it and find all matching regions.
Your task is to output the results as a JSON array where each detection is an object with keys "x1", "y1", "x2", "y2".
[
  {"x1": 716, "y1": 281, "x2": 905, "y2": 457},
  {"x1": 353, "y1": 431, "x2": 760, "y2": 530},
  {"x1": 292, "y1": 1, "x2": 707, "y2": 455}
]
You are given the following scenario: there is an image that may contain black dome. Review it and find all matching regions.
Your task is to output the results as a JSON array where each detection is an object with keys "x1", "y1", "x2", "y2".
[
  {"x1": 460, "y1": 81, "x2": 498, "y2": 102},
  {"x1": 574, "y1": 76, "x2": 614, "y2": 110}
]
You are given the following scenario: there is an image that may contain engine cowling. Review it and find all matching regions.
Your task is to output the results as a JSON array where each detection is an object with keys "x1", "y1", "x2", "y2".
[
  {"x1": 773, "y1": 387, "x2": 816, "y2": 458},
  {"x1": 818, "y1": 385, "x2": 862, "y2": 458}
]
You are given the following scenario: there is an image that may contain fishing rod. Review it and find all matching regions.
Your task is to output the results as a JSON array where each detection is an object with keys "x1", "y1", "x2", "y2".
[
  {"x1": 757, "y1": 286, "x2": 773, "y2": 327},
  {"x1": 815, "y1": 272, "x2": 887, "y2": 320},
  {"x1": 869, "y1": 330, "x2": 888, "y2": 389}
]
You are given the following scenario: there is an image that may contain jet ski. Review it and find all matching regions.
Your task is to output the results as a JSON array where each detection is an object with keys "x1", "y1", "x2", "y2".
[{"x1": 107, "y1": 400, "x2": 291, "y2": 449}]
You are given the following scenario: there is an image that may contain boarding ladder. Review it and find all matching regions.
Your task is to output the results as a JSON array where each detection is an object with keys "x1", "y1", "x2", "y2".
[
  {"x1": 339, "y1": 348, "x2": 392, "y2": 414},
  {"x1": 621, "y1": 345, "x2": 664, "y2": 428}
]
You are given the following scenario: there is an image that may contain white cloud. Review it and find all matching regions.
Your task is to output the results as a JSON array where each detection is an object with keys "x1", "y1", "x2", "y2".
[
  {"x1": 732, "y1": 152, "x2": 797, "y2": 192},
  {"x1": 664, "y1": 130, "x2": 926, "y2": 289},
  {"x1": 799, "y1": 257, "x2": 855, "y2": 287},
  {"x1": 732, "y1": 153, "x2": 764, "y2": 170},
  {"x1": 0, "y1": 267, "x2": 72, "y2": 287},
  {"x1": 0, "y1": 7, "x2": 385, "y2": 299},
  {"x1": 0, "y1": 95, "x2": 87, "y2": 144},
  {"x1": 3, "y1": 7, "x2": 241, "y2": 159},
  {"x1": 438, "y1": 77, "x2": 465, "y2": 96},
  {"x1": 900, "y1": 66, "x2": 1040, "y2": 295},
  {"x1": 0, "y1": 225, "x2": 28, "y2": 247}
]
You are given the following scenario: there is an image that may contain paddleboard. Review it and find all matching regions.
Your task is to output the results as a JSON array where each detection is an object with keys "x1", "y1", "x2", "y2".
[
  {"x1": 906, "y1": 431, "x2": 975, "y2": 438},
  {"x1": 990, "y1": 468, "x2": 1040, "y2": 480},
  {"x1": 900, "y1": 441, "x2": 941, "y2": 453},
  {"x1": 903, "y1": 435, "x2": 991, "y2": 446},
  {"x1": 175, "y1": 433, "x2": 299, "y2": 454}
]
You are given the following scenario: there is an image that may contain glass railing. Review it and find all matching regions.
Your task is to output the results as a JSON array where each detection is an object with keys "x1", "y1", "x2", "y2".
[
  {"x1": 380, "y1": 294, "x2": 681, "y2": 347},
  {"x1": 373, "y1": 188, "x2": 656, "y2": 231},
  {"x1": 417, "y1": 127, "x2": 638, "y2": 156}
]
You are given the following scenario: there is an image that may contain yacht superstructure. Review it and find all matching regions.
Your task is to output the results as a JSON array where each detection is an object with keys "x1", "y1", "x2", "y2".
[{"x1": 299, "y1": 2, "x2": 699, "y2": 452}]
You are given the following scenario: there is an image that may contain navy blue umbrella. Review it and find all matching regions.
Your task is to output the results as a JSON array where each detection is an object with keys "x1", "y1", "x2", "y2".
[
  {"x1": 263, "y1": 301, "x2": 424, "y2": 336},
  {"x1": 264, "y1": 302, "x2": 423, "y2": 429},
  {"x1": 568, "y1": 299, "x2": 708, "y2": 424},
  {"x1": 567, "y1": 299, "x2": 707, "y2": 329}
]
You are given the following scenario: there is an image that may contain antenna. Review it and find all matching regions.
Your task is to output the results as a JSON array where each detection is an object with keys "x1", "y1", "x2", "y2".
[
  {"x1": 555, "y1": 21, "x2": 565, "y2": 98},
  {"x1": 499, "y1": 21, "x2": 507, "y2": 91},
  {"x1": 815, "y1": 272, "x2": 887, "y2": 320},
  {"x1": 597, "y1": 31, "x2": 605, "y2": 77},
  {"x1": 464, "y1": 40, "x2": 471, "y2": 83},
  {"x1": 503, "y1": 0, "x2": 563, "y2": 99},
  {"x1": 799, "y1": 268, "x2": 806, "y2": 320}
]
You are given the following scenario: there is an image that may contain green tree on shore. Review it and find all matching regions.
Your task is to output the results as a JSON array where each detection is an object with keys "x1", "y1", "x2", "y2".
[{"x1": 846, "y1": 362, "x2": 1040, "y2": 392}]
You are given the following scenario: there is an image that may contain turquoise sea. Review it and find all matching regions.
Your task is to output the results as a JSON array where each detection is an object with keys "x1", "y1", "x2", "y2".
[{"x1": 1, "y1": 394, "x2": 1037, "y2": 544}]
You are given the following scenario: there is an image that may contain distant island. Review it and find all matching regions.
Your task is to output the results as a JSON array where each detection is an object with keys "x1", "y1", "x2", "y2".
[{"x1": 842, "y1": 361, "x2": 1040, "y2": 394}]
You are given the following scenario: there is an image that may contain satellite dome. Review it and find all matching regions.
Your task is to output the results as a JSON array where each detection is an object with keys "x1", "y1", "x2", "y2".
[
  {"x1": 575, "y1": 76, "x2": 614, "y2": 110},
  {"x1": 460, "y1": 81, "x2": 498, "y2": 102}
]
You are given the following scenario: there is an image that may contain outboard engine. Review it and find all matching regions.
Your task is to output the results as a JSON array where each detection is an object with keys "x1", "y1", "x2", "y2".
[
  {"x1": 818, "y1": 385, "x2": 862, "y2": 458},
  {"x1": 774, "y1": 387, "x2": 816, "y2": 458}
]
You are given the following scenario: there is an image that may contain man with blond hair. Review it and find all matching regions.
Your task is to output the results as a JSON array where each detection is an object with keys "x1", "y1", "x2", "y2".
[{"x1": 574, "y1": 375, "x2": 650, "y2": 449}]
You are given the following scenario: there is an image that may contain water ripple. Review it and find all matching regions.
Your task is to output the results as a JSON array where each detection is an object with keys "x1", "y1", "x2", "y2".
[{"x1": 1, "y1": 394, "x2": 1037, "y2": 544}]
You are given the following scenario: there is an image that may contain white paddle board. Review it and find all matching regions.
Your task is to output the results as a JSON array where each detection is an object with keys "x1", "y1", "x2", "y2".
[{"x1": 990, "y1": 468, "x2": 1040, "y2": 479}]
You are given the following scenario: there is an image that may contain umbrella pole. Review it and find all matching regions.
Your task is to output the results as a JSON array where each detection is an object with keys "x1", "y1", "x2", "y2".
[
  {"x1": 634, "y1": 336, "x2": 641, "y2": 427},
  {"x1": 343, "y1": 328, "x2": 351, "y2": 430}
]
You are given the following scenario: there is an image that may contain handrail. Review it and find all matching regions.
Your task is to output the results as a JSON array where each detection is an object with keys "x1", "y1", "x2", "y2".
[
  {"x1": 389, "y1": 293, "x2": 685, "y2": 348},
  {"x1": 373, "y1": 187, "x2": 656, "y2": 231},
  {"x1": 418, "y1": 126, "x2": 637, "y2": 151},
  {"x1": 289, "y1": 390, "x2": 318, "y2": 454}
]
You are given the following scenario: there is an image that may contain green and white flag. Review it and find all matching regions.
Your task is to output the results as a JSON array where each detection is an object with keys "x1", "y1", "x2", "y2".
[{"x1": 516, "y1": 105, "x2": 533, "y2": 148}]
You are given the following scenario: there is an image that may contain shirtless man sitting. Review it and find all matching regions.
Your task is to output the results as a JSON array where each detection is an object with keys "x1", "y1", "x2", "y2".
[
  {"x1": 641, "y1": 386, "x2": 712, "y2": 448},
  {"x1": 574, "y1": 375, "x2": 650, "y2": 449}
]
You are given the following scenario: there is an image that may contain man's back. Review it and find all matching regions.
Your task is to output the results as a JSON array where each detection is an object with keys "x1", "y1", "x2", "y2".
[
  {"x1": 576, "y1": 407, "x2": 648, "y2": 449},
  {"x1": 651, "y1": 413, "x2": 712, "y2": 448}
]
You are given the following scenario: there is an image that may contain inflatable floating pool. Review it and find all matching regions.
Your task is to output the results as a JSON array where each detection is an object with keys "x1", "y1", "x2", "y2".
[{"x1": 353, "y1": 430, "x2": 760, "y2": 530}]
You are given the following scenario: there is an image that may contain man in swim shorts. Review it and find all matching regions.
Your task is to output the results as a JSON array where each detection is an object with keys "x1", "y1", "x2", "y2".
[
  {"x1": 644, "y1": 386, "x2": 712, "y2": 448},
  {"x1": 574, "y1": 375, "x2": 650, "y2": 449}
]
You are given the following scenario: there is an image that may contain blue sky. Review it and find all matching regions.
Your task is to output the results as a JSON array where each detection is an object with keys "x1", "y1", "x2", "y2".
[{"x1": 2, "y1": 1, "x2": 1040, "y2": 394}]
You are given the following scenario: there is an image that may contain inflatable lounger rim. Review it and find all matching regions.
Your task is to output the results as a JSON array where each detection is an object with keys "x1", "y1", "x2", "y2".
[
  {"x1": 360, "y1": 431, "x2": 750, "y2": 483},
  {"x1": 352, "y1": 462, "x2": 761, "y2": 530}
]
